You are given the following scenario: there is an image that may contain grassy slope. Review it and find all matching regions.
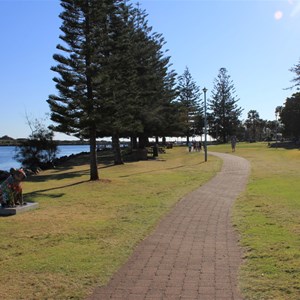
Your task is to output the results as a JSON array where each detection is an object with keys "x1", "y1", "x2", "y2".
[
  {"x1": 212, "y1": 142, "x2": 300, "y2": 300},
  {"x1": 0, "y1": 147, "x2": 221, "y2": 300}
]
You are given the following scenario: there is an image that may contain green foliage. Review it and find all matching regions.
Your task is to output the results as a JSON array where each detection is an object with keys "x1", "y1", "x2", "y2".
[
  {"x1": 48, "y1": 0, "x2": 116, "y2": 179},
  {"x1": 47, "y1": 1, "x2": 177, "y2": 171},
  {"x1": 208, "y1": 67, "x2": 243, "y2": 143},
  {"x1": 289, "y1": 58, "x2": 300, "y2": 90},
  {"x1": 244, "y1": 110, "x2": 266, "y2": 141},
  {"x1": 128, "y1": 6, "x2": 177, "y2": 143},
  {"x1": 280, "y1": 93, "x2": 300, "y2": 139},
  {"x1": 242, "y1": 110, "x2": 281, "y2": 142},
  {"x1": 14, "y1": 119, "x2": 58, "y2": 170},
  {"x1": 176, "y1": 67, "x2": 203, "y2": 142}
]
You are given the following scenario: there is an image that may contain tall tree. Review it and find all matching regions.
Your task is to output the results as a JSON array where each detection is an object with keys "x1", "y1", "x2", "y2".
[
  {"x1": 208, "y1": 67, "x2": 242, "y2": 143},
  {"x1": 289, "y1": 58, "x2": 300, "y2": 90},
  {"x1": 280, "y1": 93, "x2": 300, "y2": 139},
  {"x1": 96, "y1": 1, "x2": 142, "y2": 164},
  {"x1": 128, "y1": 5, "x2": 177, "y2": 149},
  {"x1": 245, "y1": 110, "x2": 260, "y2": 141},
  {"x1": 176, "y1": 67, "x2": 202, "y2": 144},
  {"x1": 47, "y1": 0, "x2": 117, "y2": 180}
]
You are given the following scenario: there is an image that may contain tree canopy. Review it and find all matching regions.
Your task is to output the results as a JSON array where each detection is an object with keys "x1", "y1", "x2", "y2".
[
  {"x1": 208, "y1": 68, "x2": 243, "y2": 143},
  {"x1": 176, "y1": 67, "x2": 203, "y2": 143},
  {"x1": 289, "y1": 58, "x2": 300, "y2": 90},
  {"x1": 47, "y1": 0, "x2": 177, "y2": 179},
  {"x1": 46, "y1": 1, "x2": 300, "y2": 173},
  {"x1": 280, "y1": 93, "x2": 300, "y2": 139},
  {"x1": 14, "y1": 119, "x2": 58, "y2": 171}
]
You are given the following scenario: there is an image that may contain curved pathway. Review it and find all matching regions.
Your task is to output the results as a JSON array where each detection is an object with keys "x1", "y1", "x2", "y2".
[{"x1": 87, "y1": 152, "x2": 250, "y2": 300}]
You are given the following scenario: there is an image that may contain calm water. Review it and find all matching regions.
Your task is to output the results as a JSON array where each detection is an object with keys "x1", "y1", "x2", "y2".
[{"x1": 0, "y1": 145, "x2": 90, "y2": 171}]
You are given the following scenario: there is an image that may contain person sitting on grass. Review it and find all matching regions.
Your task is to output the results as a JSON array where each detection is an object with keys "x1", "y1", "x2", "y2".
[{"x1": 0, "y1": 168, "x2": 26, "y2": 208}]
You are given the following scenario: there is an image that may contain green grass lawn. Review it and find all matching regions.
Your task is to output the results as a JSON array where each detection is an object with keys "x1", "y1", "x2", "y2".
[
  {"x1": 1, "y1": 143, "x2": 299, "y2": 299},
  {"x1": 0, "y1": 147, "x2": 221, "y2": 300},
  {"x1": 211, "y1": 142, "x2": 300, "y2": 300}
]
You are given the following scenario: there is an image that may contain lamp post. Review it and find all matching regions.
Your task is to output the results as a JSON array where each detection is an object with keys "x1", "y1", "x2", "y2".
[
  {"x1": 203, "y1": 87, "x2": 208, "y2": 162},
  {"x1": 275, "y1": 110, "x2": 278, "y2": 149}
]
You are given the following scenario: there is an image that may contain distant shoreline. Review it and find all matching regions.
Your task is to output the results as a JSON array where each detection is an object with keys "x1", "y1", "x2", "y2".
[
  {"x1": 0, "y1": 140, "x2": 112, "y2": 147},
  {"x1": 0, "y1": 141, "x2": 88, "y2": 146}
]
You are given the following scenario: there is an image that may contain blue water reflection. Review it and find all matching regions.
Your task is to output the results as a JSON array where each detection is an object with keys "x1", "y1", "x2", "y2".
[{"x1": 0, "y1": 145, "x2": 90, "y2": 171}]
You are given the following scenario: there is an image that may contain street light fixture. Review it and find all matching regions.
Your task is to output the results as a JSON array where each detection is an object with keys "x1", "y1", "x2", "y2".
[{"x1": 203, "y1": 87, "x2": 208, "y2": 162}]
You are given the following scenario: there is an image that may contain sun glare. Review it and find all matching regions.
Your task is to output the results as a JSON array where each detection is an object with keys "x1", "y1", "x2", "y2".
[{"x1": 274, "y1": 10, "x2": 283, "y2": 20}]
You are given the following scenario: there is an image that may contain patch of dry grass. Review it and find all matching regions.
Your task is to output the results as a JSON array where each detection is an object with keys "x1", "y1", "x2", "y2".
[{"x1": 0, "y1": 147, "x2": 221, "y2": 299}]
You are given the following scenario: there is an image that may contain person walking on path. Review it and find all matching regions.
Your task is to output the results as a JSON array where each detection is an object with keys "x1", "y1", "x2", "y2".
[
  {"x1": 87, "y1": 152, "x2": 250, "y2": 300},
  {"x1": 231, "y1": 135, "x2": 237, "y2": 152}
]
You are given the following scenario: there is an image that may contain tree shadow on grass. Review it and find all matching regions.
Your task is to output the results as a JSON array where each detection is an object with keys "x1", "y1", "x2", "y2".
[
  {"x1": 24, "y1": 192, "x2": 65, "y2": 202},
  {"x1": 19, "y1": 153, "x2": 116, "y2": 203},
  {"x1": 23, "y1": 162, "x2": 116, "y2": 202},
  {"x1": 26, "y1": 169, "x2": 90, "y2": 183},
  {"x1": 269, "y1": 141, "x2": 300, "y2": 150},
  {"x1": 24, "y1": 180, "x2": 89, "y2": 202},
  {"x1": 26, "y1": 160, "x2": 115, "y2": 183},
  {"x1": 51, "y1": 155, "x2": 114, "y2": 171},
  {"x1": 119, "y1": 161, "x2": 206, "y2": 178}
]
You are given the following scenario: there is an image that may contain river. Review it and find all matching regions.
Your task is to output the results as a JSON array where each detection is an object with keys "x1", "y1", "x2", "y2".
[{"x1": 0, "y1": 145, "x2": 91, "y2": 171}]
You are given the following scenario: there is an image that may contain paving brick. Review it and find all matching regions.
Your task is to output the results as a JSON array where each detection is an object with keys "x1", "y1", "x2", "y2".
[{"x1": 86, "y1": 152, "x2": 250, "y2": 300}]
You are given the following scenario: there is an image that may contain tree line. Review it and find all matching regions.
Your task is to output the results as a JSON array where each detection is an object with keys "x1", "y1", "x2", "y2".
[
  {"x1": 47, "y1": 0, "x2": 180, "y2": 180},
  {"x1": 15, "y1": 0, "x2": 300, "y2": 180},
  {"x1": 240, "y1": 60, "x2": 300, "y2": 144},
  {"x1": 46, "y1": 0, "x2": 248, "y2": 181}
]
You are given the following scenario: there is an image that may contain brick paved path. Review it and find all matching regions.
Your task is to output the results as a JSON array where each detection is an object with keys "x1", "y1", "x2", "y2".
[{"x1": 87, "y1": 152, "x2": 250, "y2": 300}]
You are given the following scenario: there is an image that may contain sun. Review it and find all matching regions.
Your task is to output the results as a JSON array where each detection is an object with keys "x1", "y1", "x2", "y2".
[{"x1": 274, "y1": 10, "x2": 283, "y2": 20}]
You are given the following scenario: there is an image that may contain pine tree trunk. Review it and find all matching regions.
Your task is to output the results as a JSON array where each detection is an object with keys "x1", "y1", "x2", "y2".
[
  {"x1": 89, "y1": 128, "x2": 99, "y2": 181},
  {"x1": 138, "y1": 134, "x2": 149, "y2": 149},
  {"x1": 112, "y1": 133, "x2": 123, "y2": 165},
  {"x1": 131, "y1": 136, "x2": 137, "y2": 149}
]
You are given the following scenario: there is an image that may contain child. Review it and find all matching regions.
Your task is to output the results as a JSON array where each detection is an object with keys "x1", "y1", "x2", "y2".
[{"x1": 0, "y1": 168, "x2": 26, "y2": 208}]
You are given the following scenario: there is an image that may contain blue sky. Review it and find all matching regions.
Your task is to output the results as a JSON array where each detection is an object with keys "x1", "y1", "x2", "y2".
[{"x1": 1, "y1": 0, "x2": 300, "y2": 140}]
